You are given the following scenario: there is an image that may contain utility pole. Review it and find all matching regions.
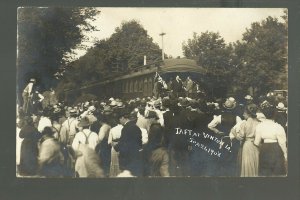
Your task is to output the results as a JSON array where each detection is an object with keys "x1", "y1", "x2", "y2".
[{"x1": 159, "y1": 32, "x2": 166, "y2": 60}]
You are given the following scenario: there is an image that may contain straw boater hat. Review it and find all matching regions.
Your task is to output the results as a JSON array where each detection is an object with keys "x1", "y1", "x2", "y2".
[
  {"x1": 116, "y1": 101, "x2": 125, "y2": 108},
  {"x1": 110, "y1": 100, "x2": 117, "y2": 107},
  {"x1": 245, "y1": 95, "x2": 253, "y2": 100},
  {"x1": 88, "y1": 105, "x2": 96, "y2": 112},
  {"x1": 78, "y1": 117, "x2": 91, "y2": 127},
  {"x1": 223, "y1": 97, "x2": 237, "y2": 110},
  {"x1": 276, "y1": 102, "x2": 287, "y2": 111}
]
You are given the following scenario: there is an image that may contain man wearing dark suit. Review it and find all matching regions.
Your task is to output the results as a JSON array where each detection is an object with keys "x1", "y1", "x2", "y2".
[
  {"x1": 115, "y1": 109, "x2": 143, "y2": 176},
  {"x1": 171, "y1": 75, "x2": 184, "y2": 97}
]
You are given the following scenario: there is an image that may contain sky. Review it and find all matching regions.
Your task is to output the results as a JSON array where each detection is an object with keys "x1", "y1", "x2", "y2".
[{"x1": 73, "y1": 8, "x2": 285, "y2": 60}]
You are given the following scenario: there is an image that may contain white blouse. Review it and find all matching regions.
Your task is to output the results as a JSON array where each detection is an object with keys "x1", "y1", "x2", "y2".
[{"x1": 254, "y1": 119, "x2": 287, "y2": 160}]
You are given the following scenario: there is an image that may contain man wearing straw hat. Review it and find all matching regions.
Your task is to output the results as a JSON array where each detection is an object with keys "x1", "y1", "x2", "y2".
[{"x1": 208, "y1": 97, "x2": 242, "y2": 176}]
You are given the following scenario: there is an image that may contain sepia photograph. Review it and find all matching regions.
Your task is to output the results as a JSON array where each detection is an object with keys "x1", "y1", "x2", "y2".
[{"x1": 16, "y1": 7, "x2": 288, "y2": 178}]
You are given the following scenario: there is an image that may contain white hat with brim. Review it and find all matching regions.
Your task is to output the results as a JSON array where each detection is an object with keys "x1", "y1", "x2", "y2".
[
  {"x1": 245, "y1": 95, "x2": 253, "y2": 100},
  {"x1": 276, "y1": 102, "x2": 287, "y2": 111},
  {"x1": 223, "y1": 98, "x2": 237, "y2": 110}
]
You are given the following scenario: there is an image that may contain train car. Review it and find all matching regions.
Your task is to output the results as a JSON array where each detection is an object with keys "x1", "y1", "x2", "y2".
[{"x1": 64, "y1": 58, "x2": 205, "y2": 102}]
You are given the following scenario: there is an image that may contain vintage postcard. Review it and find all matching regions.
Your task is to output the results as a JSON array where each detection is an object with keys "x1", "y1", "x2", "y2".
[{"x1": 16, "y1": 7, "x2": 288, "y2": 178}]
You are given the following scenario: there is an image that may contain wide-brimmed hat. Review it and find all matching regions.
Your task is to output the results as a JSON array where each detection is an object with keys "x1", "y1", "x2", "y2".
[
  {"x1": 84, "y1": 101, "x2": 90, "y2": 108},
  {"x1": 110, "y1": 100, "x2": 117, "y2": 107},
  {"x1": 78, "y1": 117, "x2": 91, "y2": 127},
  {"x1": 88, "y1": 105, "x2": 96, "y2": 112},
  {"x1": 260, "y1": 100, "x2": 273, "y2": 110},
  {"x1": 223, "y1": 97, "x2": 237, "y2": 109},
  {"x1": 116, "y1": 101, "x2": 125, "y2": 108},
  {"x1": 245, "y1": 95, "x2": 253, "y2": 100},
  {"x1": 69, "y1": 108, "x2": 77, "y2": 116},
  {"x1": 29, "y1": 78, "x2": 36, "y2": 83},
  {"x1": 276, "y1": 102, "x2": 287, "y2": 111}
]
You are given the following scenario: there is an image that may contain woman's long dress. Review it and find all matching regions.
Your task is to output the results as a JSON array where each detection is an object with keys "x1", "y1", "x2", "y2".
[
  {"x1": 238, "y1": 118, "x2": 260, "y2": 177},
  {"x1": 254, "y1": 120, "x2": 287, "y2": 176}
]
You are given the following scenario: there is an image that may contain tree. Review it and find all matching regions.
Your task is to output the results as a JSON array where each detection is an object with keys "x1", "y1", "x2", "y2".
[
  {"x1": 182, "y1": 31, "x2": 234, "y2": 97},
  {"x1": 232, "y1": 16, "x2": 287, "y2": 96},
  {"x1": 103, "y1": 20, "x2": 162, "y2": 72},
  {"x1": 58, "y1": 20, "x2": 162, "y2": 93},
  {"x1": 17, "y1": 7, "x2": 100, "y2": 93}
]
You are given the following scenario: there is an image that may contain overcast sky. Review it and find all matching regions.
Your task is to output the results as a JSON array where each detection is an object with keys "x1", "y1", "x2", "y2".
[{"x1": 74, "y1": 8, "x2": 285, "y2": 59}]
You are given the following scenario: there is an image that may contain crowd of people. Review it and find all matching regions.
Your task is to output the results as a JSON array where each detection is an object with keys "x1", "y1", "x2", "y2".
[{"x1": 16, "y1": 77, "x2": 288, "y2": 178}]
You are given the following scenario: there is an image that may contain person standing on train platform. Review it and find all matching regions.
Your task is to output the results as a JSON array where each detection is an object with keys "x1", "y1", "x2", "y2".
[
  {"x1": 31, "y1": 87, "x2": 45, "y2": 115},
  {"x1": 185, "y1": 76, "x2": 194, "y2": 98},
  {"x1": 22, "y1": 78, "x2": 36, "y2": 114},
  {"x1": 153, "y1": 77, "x2": 163, "y2": 98},
  {"x1": 171, "y1": 75, "x2": 184, "y2": 97}
]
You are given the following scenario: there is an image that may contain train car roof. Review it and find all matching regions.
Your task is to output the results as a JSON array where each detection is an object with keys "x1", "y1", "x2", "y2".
[
  {"x1": 70, "y1": 58, "x2": 203, "y2": 91},
  {"x1": 159, "y1": 58, "x2": 204, "y2": 74}
]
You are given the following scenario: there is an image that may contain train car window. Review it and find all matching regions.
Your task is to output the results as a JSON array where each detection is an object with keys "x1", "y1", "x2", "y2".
[
  {"x1": 134, "y1": 80, "x2": 138, "y2": 92},
  {"x1": 148, "y1": 77, "x2": 153, "y2": 96},
  {"x1": 122, "y1": 81, "x2": 125, "y2": 92},
  {"x1": 144, "y1": 78, "x2": 148, "y2": 96},
  {"x1": 125, "y1": 81, "x2": 128, "y2": 93},
  {"x1": 130, "y1": 80, "x2": 133, "y2": 93},
  {"x1": 139, "y1": 79, "x2": 143, "y2": 92}
]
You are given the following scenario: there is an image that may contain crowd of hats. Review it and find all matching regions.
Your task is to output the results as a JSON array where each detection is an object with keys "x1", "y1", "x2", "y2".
[{"x1": 22, "y1": 91, "x2": 287, "y2": 124}]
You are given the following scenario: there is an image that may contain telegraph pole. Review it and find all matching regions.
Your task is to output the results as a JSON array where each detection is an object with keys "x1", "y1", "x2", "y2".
[{"x1": 159, "y1": 32, "x2": 166, "y2": 60}]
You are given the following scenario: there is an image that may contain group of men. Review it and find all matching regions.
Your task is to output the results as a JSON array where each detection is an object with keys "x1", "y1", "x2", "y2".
[{"x1": 153, "y1": 75, "x2": 202, "y2": 98}]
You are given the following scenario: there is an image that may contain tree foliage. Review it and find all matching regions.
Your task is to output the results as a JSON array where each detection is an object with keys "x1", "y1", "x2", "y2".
[
  {"x1": 58, "y1": 20, "x2": 162, "y2": 93},
  {"x1": 232, "y1": 16, "x2": 287, "y2": 95},
  {"x1": 182, "y1": 31, "x2": 234, "y2": 95},
  {"x1": 17, "y1": 7, "x2": 100, "y2": 92}
]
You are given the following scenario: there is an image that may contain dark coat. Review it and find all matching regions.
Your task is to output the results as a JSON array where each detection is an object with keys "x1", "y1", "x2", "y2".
[
  {"x1": 144, "y1": 145, "x2": 169, "y2": 177},
  {"x1": 115, "y1": 121, "x2": 143, "y2": 176},
  {"x1": 171, "y1": 80, "x2": 184, "y2": 96},
  {"x1": 19, "y1": 125, "x2": 42, "y2": 176}
]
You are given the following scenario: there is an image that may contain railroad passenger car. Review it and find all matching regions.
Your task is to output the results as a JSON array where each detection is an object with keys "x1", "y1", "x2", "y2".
[{"x1": 64, "y1": 58, "x2": 205, "y2": 102}]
